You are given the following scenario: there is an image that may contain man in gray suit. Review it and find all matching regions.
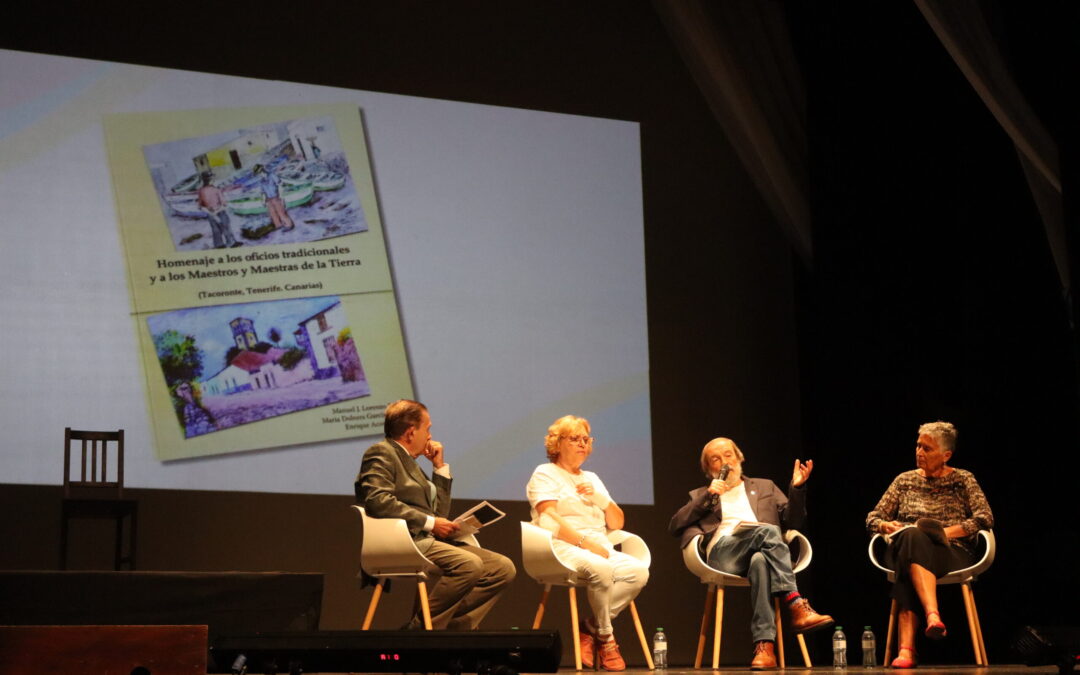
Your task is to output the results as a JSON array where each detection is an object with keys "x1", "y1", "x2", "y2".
[{"x1": 356, "y1": 399, "x2": 516, "y2": 630}]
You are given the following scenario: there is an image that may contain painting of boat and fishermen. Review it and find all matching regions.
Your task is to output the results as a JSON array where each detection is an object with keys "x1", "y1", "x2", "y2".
[
  {"x1": 147, "y1": 295, "x2": 371, "y2": 440},
  {"x1": 142, "y1": 115, "x2": 368, "y2": 252}
]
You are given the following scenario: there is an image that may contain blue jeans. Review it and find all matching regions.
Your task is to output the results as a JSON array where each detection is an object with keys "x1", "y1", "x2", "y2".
[
  {"x1": 706, "y1": 525, "x2": 798, "y2": 642},
  {"x1": 207, "y1": 210, "x2": 236, "y2": 248}
]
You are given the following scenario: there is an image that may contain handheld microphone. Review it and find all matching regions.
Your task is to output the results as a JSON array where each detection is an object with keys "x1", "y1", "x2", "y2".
[{"x1": 708, "y1": 464, "x2": 732, "y2": 507}]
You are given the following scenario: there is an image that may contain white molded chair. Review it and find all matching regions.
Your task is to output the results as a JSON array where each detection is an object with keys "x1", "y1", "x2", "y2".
[
  {"x1": 682, "y1": 529, "x2": 813, "y2": 669},
  {"x1": 352, "y1": 505, "x2": 437, "y2": 630},
  {"x1": 869, "y1": 529, "x2": 996, "y2": 665},
  {"x1": 520, "y1": 521, "x2": 654, "y2": 670}
]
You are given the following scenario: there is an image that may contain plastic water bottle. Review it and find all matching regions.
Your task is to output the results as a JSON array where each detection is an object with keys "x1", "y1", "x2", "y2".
[
  {"x1": 861, "y1": 626, "x2": 876, "y2": 667},
  {"x1": 652, "y1": 626, "x2": 668, "y2": 669},
  {"x1": 832, "y1": 625, "x2": 847, "y2": 668}
]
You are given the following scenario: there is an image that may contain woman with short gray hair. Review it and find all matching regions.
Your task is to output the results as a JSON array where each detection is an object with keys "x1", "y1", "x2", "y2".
[{"x1": 866, "y1": 421, "x2": 993, "y2": 668}]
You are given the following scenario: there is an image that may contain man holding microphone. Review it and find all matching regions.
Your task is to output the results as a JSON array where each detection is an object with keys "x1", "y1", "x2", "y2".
[{"x1": 669, "y1": 437, "x2": 833, "y2": 669}]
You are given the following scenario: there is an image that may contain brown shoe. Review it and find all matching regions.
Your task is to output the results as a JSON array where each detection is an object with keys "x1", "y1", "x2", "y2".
[
  {"x1": 750, "y1": 640, "x2": 777, "y2": 670},
  {"x1": 597, "y1": 636, "x2": 626, "y2": 671},
  {"x1": 579, "y1": 625, "x2": 596, "y2": 669},
  {"x1": 787, "y1": 597, "x2": 835, "y2": 633}
]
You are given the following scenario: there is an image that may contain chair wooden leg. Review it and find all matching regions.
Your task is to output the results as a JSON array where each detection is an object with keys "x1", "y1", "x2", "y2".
[
  {"x1": 417, "y1": 580, "x2": 433, "y2": 630},
  {"x1": 629, "y1": 600, "x2": 654, "y2": 670},
  {"x1": 961, "y1": 582, "x2": 986, "y2": 665},
  {"x1": 695, "y1": 586, "x2": 714, "y2": 669},
  {"x1": 968, "y1": 585, "x2": 989, "y2": 665},
  {"x1": 569, "y1": 586, "x2": 582, "y2": 670},
  {"x1": 59, "y1": 512, "x2": 69, "y2": 570},
  {"x1": 773, "y1": 597, "x2": 785, "y2": 669},
  {"x1": 712, "y1": 586, "x2": 724, "y2": 670},
  {"x1": 884, "y1": 598, "x2": 898, "y2": 665},
  {"x1": 362, "y1": 579, "x2": 385, "y2": 630},
  {"x1": 127, "y1": 508, "x2": 137, "y2": 570},
  {"x1": 533, "y1": 585, "x2": 551, "y2": 629},
  {"x1": 797, "y1": 633, "x2": 811, "y2": 668},
  {"x1": 114, "y1": 515, "x2": 123, "y2": 571}
]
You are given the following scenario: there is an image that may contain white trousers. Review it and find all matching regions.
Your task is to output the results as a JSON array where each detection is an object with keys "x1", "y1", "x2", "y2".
[{"x1": 553, "y1": 540, "x2": 649, "y2": 635}]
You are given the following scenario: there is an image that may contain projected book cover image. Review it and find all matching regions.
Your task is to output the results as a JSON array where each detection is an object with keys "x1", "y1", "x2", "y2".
[
  {"x1": 148, "y1": 296, "x2": 371, "y2": 438},
  {"x1": 142, "y1": 115, "x2": 367, "y2": 252},
  {"x1": 141, "y1": 291, "x2": 412, "y2": 460},
  {"x1": 106, "y1": 103, "x2": 413, "y2": 460}
]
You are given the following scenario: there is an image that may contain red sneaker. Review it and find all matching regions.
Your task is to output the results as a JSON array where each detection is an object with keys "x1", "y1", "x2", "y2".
[
  {"x1": 597, "y1": 637, "x2": 626, "y2": 671},
  {"x1": 579, "y1": 626, "x2": 596, "y2": 669}
]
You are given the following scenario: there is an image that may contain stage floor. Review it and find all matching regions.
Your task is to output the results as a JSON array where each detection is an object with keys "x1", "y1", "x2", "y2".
[{"x1": 295, "y1": 668, "x2": 1061, "y2": 675}]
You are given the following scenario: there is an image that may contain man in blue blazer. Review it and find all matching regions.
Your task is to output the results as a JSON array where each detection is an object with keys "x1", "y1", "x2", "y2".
[{"x1": 356, "y1": 399, "x2": 515, "y2": 630}]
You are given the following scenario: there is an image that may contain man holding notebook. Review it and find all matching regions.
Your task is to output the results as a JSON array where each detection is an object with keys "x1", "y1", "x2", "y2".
[
  {"x1": 356, "y1": 399, "x2": 515, "y2": 630},
  {"x1": 669, "y1": 437, "x2": 833, "y2": 670}
]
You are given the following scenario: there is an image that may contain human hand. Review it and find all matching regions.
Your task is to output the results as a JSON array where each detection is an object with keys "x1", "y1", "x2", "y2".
[
  {"x1": 423, "y1": 440, "x2": 445, "y2": 469},
  {"x1": 432, "y1": 517, "x2": 459, "y2": 539},
  {"x1": 581, "y1": 537, "x2": 610, "y2": 559},
  {"x1": 879, "y1": 520, "x2": 904, "y2": 534},
  {"x1": 943, "y1": 524, "x2": 967, "y2": 539},
  {"x1": 792, "y1": 459, "x2": 814, "y2": 486},
  {"x1": 708, "y1": 478, "x2": 729, "y2": 496}
]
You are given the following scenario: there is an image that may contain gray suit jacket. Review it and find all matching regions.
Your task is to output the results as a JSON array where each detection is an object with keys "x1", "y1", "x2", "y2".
[
  {"x1": 668, "y1": 476, "x2": 807, "y2": 550},
  {"x1": 355, "y1": 439, "x2": 453, "y2": 542}
]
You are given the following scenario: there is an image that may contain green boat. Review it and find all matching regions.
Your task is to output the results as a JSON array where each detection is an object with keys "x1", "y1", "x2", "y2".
[{"x1": 226, "y1": 182, "x2": 314, "y2": 216}]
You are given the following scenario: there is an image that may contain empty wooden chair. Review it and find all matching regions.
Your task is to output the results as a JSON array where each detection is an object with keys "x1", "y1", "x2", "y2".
[{"x1": 60, "y1": 427, "x2": 136, "y2": 570}]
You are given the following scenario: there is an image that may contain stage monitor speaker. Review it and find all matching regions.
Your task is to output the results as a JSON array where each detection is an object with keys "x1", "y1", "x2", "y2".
[
  {"x1": 1010, "y1": 625, "x2": 1080, "y2": 675},
  {"x1": 209, "y1": 629, "x2": 561, "y2": 674}
]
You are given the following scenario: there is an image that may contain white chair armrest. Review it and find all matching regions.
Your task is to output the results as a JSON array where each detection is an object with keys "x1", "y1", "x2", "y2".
[
  {"x1": 607, "y1": 529, "x2": 651, "y2": 567},
  {"x1": 681, "y1": 534, "x2": 714, "y2": 580},
  {"x1": 354, "y1": 505, "x2": 434, "y2": 577},
  {"x1": 867, "y1": 533, "x2": 894, "y2": 577},
  {"x1": 941, "y1": 530, "x2": 996, "y2": 583},
  {"x1": 785, "y1": 529, "x2": 813, "y2": 573},
  {"x1": 681, "y1": 533, "x2": 750, "y2": 587},
  {"x1": 521, "y1": 521, "x2": 577, "y2": 584},
  {"x1": 868, "y1": 529, "x2": 995, "y2": 584}
]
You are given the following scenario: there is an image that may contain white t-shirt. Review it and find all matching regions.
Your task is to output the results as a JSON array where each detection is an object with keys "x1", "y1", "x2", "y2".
[
  {"x1": 706, "y1": 480, "x2": 759, "y2": 555},
  {"x1": 527, "y1": 462, "x2": 613, "y2": 541}
]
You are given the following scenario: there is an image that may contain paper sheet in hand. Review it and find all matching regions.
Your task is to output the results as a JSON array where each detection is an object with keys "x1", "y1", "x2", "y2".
[
  {"x1": 735, "y1": 520, "x2": 769, "y2": 531},
  {"x1": 452, "y1": 500, "x2": 506, "y2": 539}
]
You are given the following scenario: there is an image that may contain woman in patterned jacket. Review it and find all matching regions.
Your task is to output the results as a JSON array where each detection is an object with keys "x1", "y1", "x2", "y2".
[{"x1": 866, "y1": 421, "x2": 994, "y2": 668}]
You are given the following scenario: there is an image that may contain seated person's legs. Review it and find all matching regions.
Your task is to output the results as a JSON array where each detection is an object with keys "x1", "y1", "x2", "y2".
[
  {"x1": 606, "y1": 551, "x2": 650, "y2": 620},
  {"x1": 747, "y1": 552, "x2": 777, "y2": 643},
  {"x1": 413, "y1": 541, "x2": 497, "y2": 630},
  {"x1": 575, "y1": 550, "x2": 639, "y2": 671},
  {"x1": 444, "y1": 544, "x2": 516, "y2": 630}
]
